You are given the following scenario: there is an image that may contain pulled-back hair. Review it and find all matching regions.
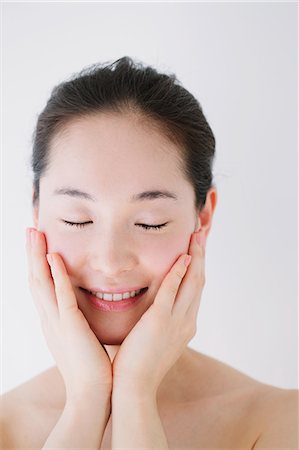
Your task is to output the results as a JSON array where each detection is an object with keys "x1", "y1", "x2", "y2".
[{"x1": 30, "y1": 56, "x2": 216, "y2": 211}]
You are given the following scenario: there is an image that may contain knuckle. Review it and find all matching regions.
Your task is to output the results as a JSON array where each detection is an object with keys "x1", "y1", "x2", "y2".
[
  {"x1": 185, "y1": 323, "x2": 196, "y2": 339},
  {"x1": 169, "y1": 284, "x2": 178, "y2": 296},
  {"x1": 174, "y1": 269, "x2": 184, "y2": 280},
  {"x1": 190, "y1": 272, "x2": 199, "y2": 284},
  {"x1": 33, "y1": 276, "x2": 44, "y2": 291},
  {"x1": 191, "y1": 270, "x2": 205, "y2": 285},
  {"x1": 28, "y1": 272, "x2": 40, "y2": 285}
]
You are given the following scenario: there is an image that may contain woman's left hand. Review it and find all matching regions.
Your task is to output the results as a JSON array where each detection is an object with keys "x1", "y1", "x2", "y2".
[{"x1": 112, "y1": 230, "x2": 206, "y2": 397}]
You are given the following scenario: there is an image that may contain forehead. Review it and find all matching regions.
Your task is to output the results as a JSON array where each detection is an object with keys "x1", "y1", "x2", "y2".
[
  {"x1": 50, "y1": 113, "x2": 183, "y2": 172},
  {"x1": 44, "y1": 113, "x2": 193, "y2": 205}
]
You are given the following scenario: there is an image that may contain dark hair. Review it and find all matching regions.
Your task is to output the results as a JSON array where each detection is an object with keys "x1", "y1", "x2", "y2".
[{"x1": 30, "y1": 56, "x2": 216, "y2": 212}]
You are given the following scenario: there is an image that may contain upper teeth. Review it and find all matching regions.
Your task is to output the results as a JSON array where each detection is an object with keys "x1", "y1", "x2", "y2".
[{"x1": 89, "y1": 288, "x2": 143, "y2": 301}]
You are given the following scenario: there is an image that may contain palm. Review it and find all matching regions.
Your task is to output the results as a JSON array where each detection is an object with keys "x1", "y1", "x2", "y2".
[{"x1": 112, "y1": 303, "x2": 161, "y2": 387}]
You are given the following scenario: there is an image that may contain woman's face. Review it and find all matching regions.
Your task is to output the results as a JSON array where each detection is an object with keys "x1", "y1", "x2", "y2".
[{"x1": 34, "y1": 113, "x2": 201, "y2": 345}]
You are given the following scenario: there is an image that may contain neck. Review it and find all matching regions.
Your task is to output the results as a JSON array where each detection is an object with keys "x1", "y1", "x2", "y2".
[{"x1": 156, "y1": 346, "x2": 195, "y2": 405}]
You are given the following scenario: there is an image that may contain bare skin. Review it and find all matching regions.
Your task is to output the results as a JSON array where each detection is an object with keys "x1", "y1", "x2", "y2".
[
  {"x1": 1, "y1": 346, "x2": 290, "y2": 450},
  {"x1": 2, "y1": 113, "x2": 296, "y2": 448}
]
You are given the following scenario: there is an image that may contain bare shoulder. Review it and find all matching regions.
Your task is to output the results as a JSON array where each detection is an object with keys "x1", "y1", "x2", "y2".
[
  {"x1": 0, "y1": 367, "x2": 64, "y2": 449},
  {"x1": 251, "y1": 386, "x2": 299, "y2": 449},
  {"x1": 1, "y1": 379, "x2": 35, "y2": 449},
  {"x1": 187, "y1": 349, "x2": 298, "y2": 448}
]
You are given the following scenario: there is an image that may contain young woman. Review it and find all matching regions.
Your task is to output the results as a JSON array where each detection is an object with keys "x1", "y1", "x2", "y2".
[{"x1": 1, "y1": 57, "x2": 297, "y2": 449}]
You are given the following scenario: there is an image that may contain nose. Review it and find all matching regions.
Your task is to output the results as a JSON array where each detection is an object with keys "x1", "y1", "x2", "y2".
[{"x1": 87, "y1": 232, "x2": 137, "y2": 277}]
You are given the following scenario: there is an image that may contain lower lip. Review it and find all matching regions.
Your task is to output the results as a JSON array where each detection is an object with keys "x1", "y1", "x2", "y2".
[{"x1": 81, "y1": 288, "x2": 148, "y2": 312}]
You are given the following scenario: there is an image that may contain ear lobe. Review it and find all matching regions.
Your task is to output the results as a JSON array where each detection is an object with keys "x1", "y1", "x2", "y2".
[{"x1": 210, "y1": 187, "x2": 218, "y2": 214}]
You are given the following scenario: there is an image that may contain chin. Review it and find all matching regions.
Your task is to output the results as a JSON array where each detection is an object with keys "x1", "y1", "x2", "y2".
[
  {"x1": 77, "y1": 288, "x2": 155, "y2": 343},
  {"x1": 89, "y1": 322, "x2": 132, "y2": 345},
  {"x1": 97, "y1": 336, "x2": 126, "y2": 346}
]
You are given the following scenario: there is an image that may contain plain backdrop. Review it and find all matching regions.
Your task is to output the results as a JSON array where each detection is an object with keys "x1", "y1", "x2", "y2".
[{"x1": 1, "y1": 1, "x2": 298, "y2": 394}]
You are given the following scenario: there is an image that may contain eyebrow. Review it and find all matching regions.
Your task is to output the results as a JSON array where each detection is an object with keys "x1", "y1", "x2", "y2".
[{"x1": 53, "y1": 187, "x2": 178, "y2": 202}]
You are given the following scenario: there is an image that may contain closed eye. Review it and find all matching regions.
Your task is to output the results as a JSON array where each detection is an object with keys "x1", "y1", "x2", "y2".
[
  {"x1": 136, "y1": 223, "x2": 168, "y2": 231},
  {"x1": 62, "y1": 220, "x2": 92, "y2": 228},
  {"x1": 62, "y1": 220, "x2": 168, "y2": 231}
]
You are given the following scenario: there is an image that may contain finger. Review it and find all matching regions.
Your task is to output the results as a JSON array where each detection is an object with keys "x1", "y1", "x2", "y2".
[
  {"x1": 172, "y1": 231, "x2": 206, "y2": 317},
  {"x1": 153, "y1": 253, "x2": 191, "y2": 315},
  {"x1": 28, "y1": 228, "x2": 58, "y2": 320},
  {"x1": 186, "y1": 289, "x2": 203, "y2": 322},
  {"x1": 186, "y1": 234, "x2": 206, "y2": 319},
  {"x1": 47, "y1": 253, "x2": 79, "y2": 318},
  {"x1": 26, "y1": 228, "x2": 42, "y2": 318}
]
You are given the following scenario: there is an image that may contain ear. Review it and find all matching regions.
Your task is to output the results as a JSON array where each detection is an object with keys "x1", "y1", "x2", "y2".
[
  {"x1": 195, "y1": 186, "x2": 217, "y2": 238},
  {"x1": 32, "y1": 188, "x2": 39, "y2": 229}
]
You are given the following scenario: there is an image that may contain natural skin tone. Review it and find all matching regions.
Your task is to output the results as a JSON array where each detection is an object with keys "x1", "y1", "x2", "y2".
[
  {"x1": 26, "y1": 226, "x2": 207, "y2": 448},
  {"x1": 28, "y1": 111, "x2": 217, "y2": 447},
  {"x1": 20, "y1": 112, "x2": 298, "y2": 449}
]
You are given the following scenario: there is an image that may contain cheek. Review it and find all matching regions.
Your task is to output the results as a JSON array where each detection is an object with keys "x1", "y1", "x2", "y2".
[
  {"x1": 43, "y1": 230, "x2": 82, "y2": 269},
  {"x1": 37, "y1": 212, "x2": 76, "y2": 258},
  {"x1": 43, "y1": 228, "x2": 191, "y2": 285},
  {"x1": 143, "y1": 234, "x2": 190, "y2": 284}
]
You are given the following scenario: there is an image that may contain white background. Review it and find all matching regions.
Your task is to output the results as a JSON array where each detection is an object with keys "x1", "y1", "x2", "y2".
[{"x1": 2, "y1": 1, "x2": 298, "y2": 394}]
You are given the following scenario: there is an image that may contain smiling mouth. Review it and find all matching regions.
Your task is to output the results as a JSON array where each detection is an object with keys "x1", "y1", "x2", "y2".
[{"x1": 79, "y1": 287, "x2": 148, "y2": 301}]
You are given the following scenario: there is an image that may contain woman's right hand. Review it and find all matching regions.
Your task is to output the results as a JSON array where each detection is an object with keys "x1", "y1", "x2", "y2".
[{"x1": 26, "y1": 227, "x2": 113, "y2": 403}]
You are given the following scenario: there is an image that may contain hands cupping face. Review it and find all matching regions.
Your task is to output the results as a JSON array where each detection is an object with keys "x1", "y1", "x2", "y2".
[
  {"x1": 25, "y1": 228, "x2": 113, "y2": 402},
  {"x1": 172, "y1": 230, "x2": 206, "y2": 321},
  {"x1": 25, "y1": 227, "x2": 206, "y2": 399},
  {"x1": 112, "y1": 230, "x2": 206, "y2": 395}
]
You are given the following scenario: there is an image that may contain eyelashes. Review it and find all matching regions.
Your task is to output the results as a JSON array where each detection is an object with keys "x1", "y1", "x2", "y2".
[
  {"x1": 63, "y1": 221, "x2": 92, "y2": 229},
  {"x1": 136, "y1": 223, "x2": 168, "y2": 231},
  {"x1": 62, "y1": 220, "x2": 168, "y2": 231}
]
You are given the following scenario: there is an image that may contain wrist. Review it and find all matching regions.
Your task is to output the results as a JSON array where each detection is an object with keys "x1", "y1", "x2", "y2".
[
  {"x1": 66, "y1": 387, "x2": 112, "y2": 411},
  {"x1": 112, "y1": 383, "x2": 157, "y2": 404},
  {"x1": 65, "y1": 396, "x2": 111, "y2": 429}
]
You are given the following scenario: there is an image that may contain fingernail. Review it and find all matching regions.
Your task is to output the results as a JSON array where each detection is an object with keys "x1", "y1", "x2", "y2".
[{"x1": 184, "y1": 255, "x2": 192, "y2": 267}]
